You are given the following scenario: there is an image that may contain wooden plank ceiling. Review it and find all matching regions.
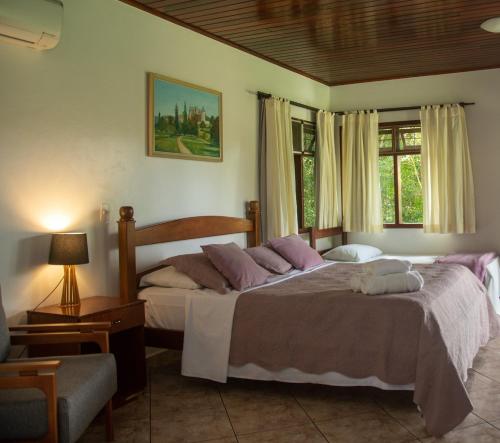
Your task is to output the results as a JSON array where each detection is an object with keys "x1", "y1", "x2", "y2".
[{"x1": 121, "y1": 0, "x2": 500, "y2": 86}]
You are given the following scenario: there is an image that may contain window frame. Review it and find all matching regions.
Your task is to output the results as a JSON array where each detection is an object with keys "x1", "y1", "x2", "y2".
[
  {"x1": 379, "y1": 120, "x2": 423, "y2": 229},
  {"x1": 292, "y1": 117, "x2": 316, "y2": 232}
]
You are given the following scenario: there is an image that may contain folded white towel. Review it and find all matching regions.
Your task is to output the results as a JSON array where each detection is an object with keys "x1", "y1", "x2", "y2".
[
  {"x1": 362, "y1": 259, "x2": 412, "y2": 276},
  {"x1": 350, "y1": 271, "x2": 424, "y2": 295},
  {"x1": 350, "y1": 273, "x2": 363, "y2": 292}
]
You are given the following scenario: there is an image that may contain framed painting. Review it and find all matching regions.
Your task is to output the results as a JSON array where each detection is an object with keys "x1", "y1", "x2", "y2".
[{"x1": 148, "y1": 73, "x2": 223, "y2": 161}]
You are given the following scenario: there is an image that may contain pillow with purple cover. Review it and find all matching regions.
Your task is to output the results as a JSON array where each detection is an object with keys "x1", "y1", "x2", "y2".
[
  {"x1": 202, "y1": 242, "x2": 271, "y2": 291},
  {"x1": 162, "y1": 253, "x2": 231, "y2": 294},
  {"x1": 268, "y1": 234, "x2": 324, "y2": 270},
  {"x1": 245, "y1": 246, "x2": 293, "y2": 274}
]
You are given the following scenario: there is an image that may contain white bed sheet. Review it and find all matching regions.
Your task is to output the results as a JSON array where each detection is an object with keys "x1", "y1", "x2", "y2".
[
  {"x1": 373, "y1": 254, "x2": 438, "y2": 264},
  {"x1": 228, "y1": 364, "x2": 414, "y2": 390},
  {"x1": 484, "y1": 258, "x2": 500, "y2": 315},
  {"x1": 138, "y1": 286, "x2": 191, "y2": 331}
]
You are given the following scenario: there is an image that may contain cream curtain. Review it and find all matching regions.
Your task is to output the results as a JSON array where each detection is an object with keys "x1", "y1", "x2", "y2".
[
  {"x1": 260, "y1": 97, "x2": 298, "y2": 240},
  {"x1": 316, "y1": 110, "x2": 340, "y2": 229},
  {"x1": 420, "y1": 105, "x2": 476, "y2": 233},
  {"x1": 341, "y1": 111, "x2": 382, "y2": 232}
]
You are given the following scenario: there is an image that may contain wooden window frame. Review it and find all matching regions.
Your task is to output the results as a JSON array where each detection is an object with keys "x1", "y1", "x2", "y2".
[
  {"x1": 292, "y1": 118, "x2": 316, "y2": 232},
  {"x1": 379, "y1": 120, "x2": 423, "y2": 229}
]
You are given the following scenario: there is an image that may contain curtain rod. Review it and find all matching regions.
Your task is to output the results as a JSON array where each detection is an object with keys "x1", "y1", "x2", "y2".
[
  {"x1": 255, "y1": 91, "x2": 475, "y2": 115},
  {"x1": 256, "y1": 91, "x2": 321, "y2": 113}
]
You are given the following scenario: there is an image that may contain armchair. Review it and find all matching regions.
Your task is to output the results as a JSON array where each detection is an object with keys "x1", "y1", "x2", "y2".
[{"x1": 0, "y1": 290, "x2": 117, "y2": 443}]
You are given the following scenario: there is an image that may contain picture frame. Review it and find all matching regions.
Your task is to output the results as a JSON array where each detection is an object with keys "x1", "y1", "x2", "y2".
[{"x1": 147, "y1": 72, "x2": 223, "y2": 162}]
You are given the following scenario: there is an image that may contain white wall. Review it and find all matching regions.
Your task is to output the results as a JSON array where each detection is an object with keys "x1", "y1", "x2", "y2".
[
  {"x1": 0, "y1": 0, "x2": 330, "y2": 319},
  {"x1": 330, "y1": 69, "x2": 500, "y2": 255}
]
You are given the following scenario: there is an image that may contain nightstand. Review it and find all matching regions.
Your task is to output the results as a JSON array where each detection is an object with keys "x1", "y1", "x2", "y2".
[{"x1": 27, "y1": 296, "x2": 146, "y2": 406}]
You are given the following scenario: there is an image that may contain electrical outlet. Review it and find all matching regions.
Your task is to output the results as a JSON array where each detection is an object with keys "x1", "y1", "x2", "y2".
[{"x1": 100, "y1": 203, "x2": 110, "y2": 223}]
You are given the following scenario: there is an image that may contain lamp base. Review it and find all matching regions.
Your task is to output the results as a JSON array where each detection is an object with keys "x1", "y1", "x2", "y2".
[{"x1": 60, "y1": 265, "x2": 81, "y2": 307}]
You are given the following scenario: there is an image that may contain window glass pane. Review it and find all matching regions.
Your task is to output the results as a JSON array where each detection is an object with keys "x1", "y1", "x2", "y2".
[
  {"x1": 379, "y1": 128, "x2": 393, "y2": 151},
  {"x1": 398, "y1": 126, "x2": 421, "y2": 150},
  {"x1": 379, "y1": 156, "x2": 395, "y2": 224},
  {"x1": 302, "y1": 156, "x2": 316, "y2": 227},
  {"x1": 303, "y1": 125, "x2": 316, "y2": 152},
  {"x1": 292, "y1": 120, "x2": 302, "y2": 152},
  {"x1": 399, "y1": 154, "x2": 423, "y2": 223}
]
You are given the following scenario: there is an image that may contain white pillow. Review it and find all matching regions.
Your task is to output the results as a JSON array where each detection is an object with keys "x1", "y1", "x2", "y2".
[
  {"x1": 322, "y1": 244, "x2": 383, "y2": 262},
  {"x1": 139, "y1": 266, "x2": 201, "y2": 289}
]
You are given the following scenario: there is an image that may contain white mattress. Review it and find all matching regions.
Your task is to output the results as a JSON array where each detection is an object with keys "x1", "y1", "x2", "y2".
[
  {"x1": 375, "y1": 254, "x2": 438, "y2": 264},
  {"x1": 138, "y1": 286, "x2": 192, "y2": 331}
]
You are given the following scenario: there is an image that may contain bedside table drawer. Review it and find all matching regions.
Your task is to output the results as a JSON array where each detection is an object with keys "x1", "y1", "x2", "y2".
[{"x1": 92, "y1": 303, "x2": 145, "y2": 334}]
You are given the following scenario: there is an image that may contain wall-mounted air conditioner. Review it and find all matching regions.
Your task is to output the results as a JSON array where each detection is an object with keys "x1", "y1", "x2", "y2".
[{"x1": 0, "y1": 0, "x2": 63, "y2": 50}]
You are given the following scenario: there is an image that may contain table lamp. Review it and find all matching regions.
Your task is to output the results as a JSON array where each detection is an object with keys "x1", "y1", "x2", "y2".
[{"x1": 48, "y1": 232, "x2": 89, "y2": 307}]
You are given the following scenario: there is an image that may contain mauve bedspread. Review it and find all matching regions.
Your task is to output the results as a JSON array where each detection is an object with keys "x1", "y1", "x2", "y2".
[
  {"x1": 228, "y1": 263, "x2": 500, "y2": 436},
  {"x1": 436, "y1": 252, "x2": 497, "y2": 282}
]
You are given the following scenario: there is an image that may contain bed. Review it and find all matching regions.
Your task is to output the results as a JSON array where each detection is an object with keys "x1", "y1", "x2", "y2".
[
  {"x1": 138, "y1": 255, "x2": 500, "y2": 332},
  {"x1": 118, "y1": 201, "x2": 343, "y2": 348},
  {"x1": 117, "y1": 201, "x2": 500, "y2": 437}
]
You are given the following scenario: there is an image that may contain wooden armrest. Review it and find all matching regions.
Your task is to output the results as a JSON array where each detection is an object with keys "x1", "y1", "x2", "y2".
[
  {"x1": 0, "y1": 360, "x2": 61, "y2": 374},
  {"x1": 10, "y1": 322, "x2": 111, "y2": 333},
  {"x1": 0, "y1": 362, "x2": 59, "y2": 440},
  {"x1": 11, "y1": 331, "x2": 110, "y2": 353}
]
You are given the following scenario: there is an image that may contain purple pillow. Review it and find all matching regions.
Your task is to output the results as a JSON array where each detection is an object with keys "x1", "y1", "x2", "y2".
[
  {"x1": 202, "y1": 243, "x2": 271, "y2": 291},
  {"x1": 268, "y1": 234, "x2": 323, "y2": 271},
  {"x1": 245, "y1": 246, "x2": 293, "y2": 274},
  {"x1": 163, "y1": 253, "x2": 231, "y2": 294}
]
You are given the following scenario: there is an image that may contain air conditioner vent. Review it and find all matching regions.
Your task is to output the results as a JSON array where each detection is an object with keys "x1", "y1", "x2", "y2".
[{"x1": 0, "y1": 0, "x2": 63, "y2": 50}]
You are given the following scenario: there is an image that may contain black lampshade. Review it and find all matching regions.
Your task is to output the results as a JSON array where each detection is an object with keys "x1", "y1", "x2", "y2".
[{"x1": 48, "y1": 233, "x2": 89, "y2": 265}]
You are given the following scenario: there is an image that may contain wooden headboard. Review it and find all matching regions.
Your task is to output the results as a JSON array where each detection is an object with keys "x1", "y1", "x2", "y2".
[
  {"x1": 118, "y1": 201, "x2": 261, "y2": 303},
  {"x1": 118, "y1": 200, "x2": 346, "y2": 303},
  {"x1": 310, "y1": 226, "x2": 347, "y2": 252}
]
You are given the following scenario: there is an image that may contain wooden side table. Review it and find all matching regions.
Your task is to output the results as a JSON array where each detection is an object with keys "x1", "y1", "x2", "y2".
[{"x1": 27, "y1": 296, "x2": 146, "y2": 406}]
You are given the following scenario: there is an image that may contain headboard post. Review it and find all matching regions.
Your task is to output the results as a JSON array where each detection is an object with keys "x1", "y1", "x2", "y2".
[
  {"x1": 118, "y1": 206, "x2": 137, "y2": 304},
  {"x1": 309, "y1": 226, "x2": 345, "y2": 252},
  {"x1": 342, "y1": 232, "x2": 348, "y2": 245},
  {"x1": 309, "y1": 227, "x2": 317, "y2": 250},
  {"x1": 246, "y1": 200, "x2": 261, "y2": 247}
]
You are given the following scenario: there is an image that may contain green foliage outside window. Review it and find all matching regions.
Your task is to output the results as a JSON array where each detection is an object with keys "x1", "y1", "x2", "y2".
[
  {"x1": 379, "y1": 128, "x2": 393, "y2": 150},
  {"x1": 292, "y1": 119, "x2": 316, "y2": 228},
  {"x1": 303, "y1": 157, "x2": 316, "y2": 228},
  {"x1": 399, "y1": 126, "x2": 421, "y2": 150},
  {"x1": 399, "y1": 155, "x2": 423, "y2": 223},
  {"x1": 303, "y1": 126, "x2": 316, "y2": 153},
  {"x1": 379, "y1": 123, "x2": 423, "y2": 225},
  {"x1": 379, "y1": 156, "x2": 395, "y2": 224}
]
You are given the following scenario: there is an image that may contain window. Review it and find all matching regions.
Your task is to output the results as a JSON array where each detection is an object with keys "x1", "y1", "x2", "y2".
[
  {"x1": 292, "y1": 118, "x2": 316, "y2": 230},
  {"x1": 379, "y1": 121, "x2": 423, "y2": 227}
]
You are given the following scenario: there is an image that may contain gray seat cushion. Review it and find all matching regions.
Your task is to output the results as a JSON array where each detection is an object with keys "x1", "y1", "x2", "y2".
[
  {"x1": 0, "y1": 353, "x2": 117, "y2": 443},
  {"x1": 0, "y1": 288, "x2": 10, "y2": 362}
]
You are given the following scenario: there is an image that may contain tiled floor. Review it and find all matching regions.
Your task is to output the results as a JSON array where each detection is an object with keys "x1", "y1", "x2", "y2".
[{"x1": 80, "y1": 337, "x2": 500, "y2": 442}]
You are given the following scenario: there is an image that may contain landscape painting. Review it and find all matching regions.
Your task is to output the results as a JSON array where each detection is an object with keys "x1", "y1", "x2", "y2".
[{"x1": 148, "y1": 73, "x2": 222, "y2": 161}]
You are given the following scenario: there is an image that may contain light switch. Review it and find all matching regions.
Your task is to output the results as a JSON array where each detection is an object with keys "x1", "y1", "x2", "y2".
[{"x1": 100, "y1": 203, "x2": 110, "y2": 223}]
